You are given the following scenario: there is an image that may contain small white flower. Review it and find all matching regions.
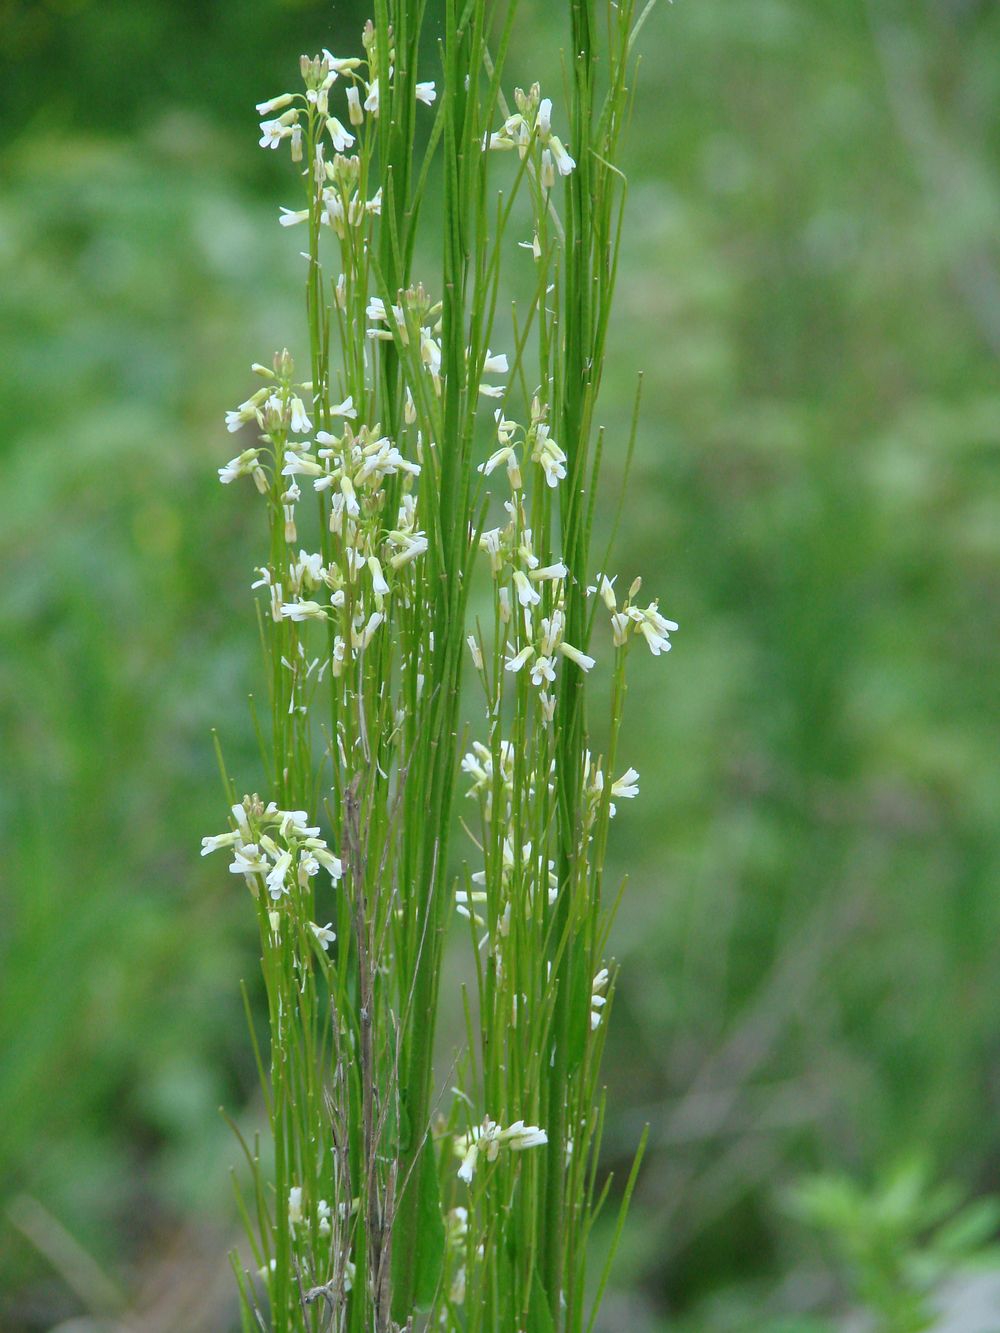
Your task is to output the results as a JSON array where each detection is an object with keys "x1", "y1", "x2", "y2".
[
  {"x1": 512, "y1": 570, "x2": 540, "y2": 608},
  {"x1": 416, "y1": 81, "x2": 437, "y2": 105},
  {"x1": 266, "y1": 850, "x2": 292, "y2": 900},
  {"x1": 368, "y1": 555, "x2": 390, "y2": 598},
  {"x1": 288, "y1": 1186, "x2": 304, "y2": 1228},
  {"x1": 559, "y1": 642, "x2": 596, "y2": 672},
  {"x1": 530, "y1": 655, "x2": 556, "y2": 687},
  {"x1": 518, "y1": 232, "x2": 542, "y2": 260},
  {"x1": 230, "y1": 844, "x2": 268, "y2": 877},
  {"x1": 549, "y1": 136, "x2": 576, "y2": 176},
  {"x1": 591, "y1": 968, "x2": 610, "y2": 1030},
  {"x1": 482, "y1": 349, "x2": 508, "y2": 375},
  {"x1": 328, "y1": 394, "x2": 357, "y2": 419},
  {"x1": 345, "y1": 85, "x2": 363, "y2": 125},
  {"x1": 279, "y1": 599, "x2": 328, "y2": 622},
  {"x1": 310, "y1": 922, "x2": 337, "y2": 950},
  {"x1": 363, "y1": 78, "x2": 380, "y2": 116},
  {"x1": 289, "y1": 397, "x2": 312, "y2": 433},
  {"x1": 326, "y1": 117, "x2": 355, "y2": 151},
  {"x1": 279, "y1": 206, "x2": 310, "y2": 228},
  {"x1": 201, "y1": 831, "x2": 240, "y2": 856},
  {"x1": 309, "y1": 844, "x2": 344, "y2": 881},
  {"x1": 530, "y1": 562, "x2": 568, "y2": 583},
  {"x1": 256, "y1": 93, "x2": 295, "y2": 115},
  {"x1": 454, "y1": 1117, "x2": 548, "y2": 1183},
  {"x1": 611, "y1": 767, "x2": 639, "y2": 800},
  {"x1": 218, "y1": 447, "x2": 267, "y2": 491},
  {"x1": 628, "y1": 602, "x2": 678, "y2": 656},
  {"x1": 259, "y1": 117, "x2": 293, "y2": 150},
  {"x1": 504, "y1": 644, "x2": 534, "y2": 674}
]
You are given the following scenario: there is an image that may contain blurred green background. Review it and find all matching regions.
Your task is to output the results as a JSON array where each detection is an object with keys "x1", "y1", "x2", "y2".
[{"x1": 3, "y1": 0, "x2": 1000, "y2": 1328}]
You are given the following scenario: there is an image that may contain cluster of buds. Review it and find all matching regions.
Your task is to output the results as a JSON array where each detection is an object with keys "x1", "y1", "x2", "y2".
[{"x1": 485, "y1": 83, "x2": 577, "y2": 184}]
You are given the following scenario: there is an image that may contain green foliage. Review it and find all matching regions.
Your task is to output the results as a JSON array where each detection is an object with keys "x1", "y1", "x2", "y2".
[
  {"x1": 2, "y1": 0, "x2": 1000, "y2": 1328},
  {"x1": 790, "y1": 1160, "x2": 1000, "y2": 1332}
]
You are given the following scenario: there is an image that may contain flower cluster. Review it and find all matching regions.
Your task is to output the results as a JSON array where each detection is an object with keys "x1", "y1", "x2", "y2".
[
  {"x1": 366, "y1": 284, "x2": 509, "y2": 401},
  {"x1": 590, "y1": 573, "x2": 679, "y2": 657},
  {"x1": 453, "y1": 1117, "x2": 548, "y2": 1184},
  {"x1": 485, "y1": 82, "x2": 577, "y2": 184},
  {"x1": 202, "y1": 796, "x2": 343, "y2": 902},
  {"x1": 257, "y1": 33, "x2": 435, "y2": 158}
]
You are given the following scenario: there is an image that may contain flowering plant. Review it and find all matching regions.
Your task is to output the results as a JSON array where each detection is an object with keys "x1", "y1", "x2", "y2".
[{"x1": 207, "y1": 4, "x2": 673, "y2": 1328}]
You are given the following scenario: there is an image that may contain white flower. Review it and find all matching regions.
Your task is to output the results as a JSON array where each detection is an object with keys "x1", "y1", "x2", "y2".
[
  {"x1": 482, "y1": 349, "x2": 508, "y2": 374},
  {"x1": 540, "y1": 149, "x2": 555, "y2": 190},
  {"x1": 549, "y1": 136, "x2": 576, "y2": 176},
  {"x1": 530, "y1": 425, "x2": 567, "y2": 488},
  {"x1": 628, "y1": 602, "x2": 678, "y2": 656},
  {"x1": 310, "y1": 921, "x2": 337, "y2": 950},
  {"x1": 321, "y1": 50, "x2": 362, "y2": 76},
  {"x1": 345, "y1": 85, "x2": 363, "y2": 124},
  {"x1": 288, "y1": 1186, "x2": 303, "y2": 1228},
  {"x1": 494, "y1": 409, "x2": 517, "y2": 443},
  {"x1": 519, "y1": 232, "x2": 542, "y2": 261},
  {"x1": 326, "y1": 117, "x2": 355, "y2": 151},
  {"x1": 591, "y1": 968, "x2": 610, "y2": 1030},
  {"x1": 289, "y1": 397, "x2": 312, "y2": 433},
  {"x1": 279, "y1": 599, "x2": 328, "y2": 622},
  {"x1": 611, "y1": 767, "x2": 639, "y2": 800},
  {"x1": 218, "y1": 447, "x2": 267, "y2": 493},
  {"x1": 266, "y1": 851, "x2": 292, "y2": 900},
  {"x1": 330, "y1": 391, "x2": 357, "y2": 418},
  {"x1": 364, "y1": 78, "x2": 380, "y2": 115},
  {"x1": 504, "y1": 644, "x2": 534, "y2": 674},
  {"x1": 279, "y1": 206, "x2": 310, "y2": 228},
  {"x1": 530, "y1": 562, "x2": 567, "y2": 583},
  {"x1": 309, "y1": 844, "x2": 344, "y2": 881},
  {"x1": 559, "y1": 642, "x2": 595, "y2": 672},
  {"x1": 416, "y1": 81, "x2": 437, "y2": 105},
  {"x1": 277, "y1": 808, "x2": 320, "y2": 838},
  {"x1": 259, "y1": 117, "x2": 293, "y2": 149},
  {"x1": 387, "y1": 532, "x2": 428, "y2": 568},
  {"x1": 201, "y1": 831, "x2": 240, "y2": 856},
  {"x1": 454, "y1": 1117, "x2": 548, "y2": 1183},
  {"x1": 512, "y1": 570, "x2": 540, "y2": 608},
  {"x1": 256, "y1": 93, "x2": 295, "y2": 115},
  {"x1": 368, "y1": 556, "x2": 390, "y2": 598},
  {"x1": 478, "y1": 445, "x2": 521, "y2": 490},
  {"x1": 230, "y1": 844, "x2": 268, "y2": 877},
  {"x1": 530, "y1": 655, "x2": 556, "y2": 687}
]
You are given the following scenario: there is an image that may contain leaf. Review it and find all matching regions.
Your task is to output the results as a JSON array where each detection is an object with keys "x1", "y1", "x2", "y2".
[
  {"x1": 394, "y1": 1139, "x2": 445, "y2": 1311},
  {"x1": 528, "y1": 1267, "x2": 557, "y2": 1333}
]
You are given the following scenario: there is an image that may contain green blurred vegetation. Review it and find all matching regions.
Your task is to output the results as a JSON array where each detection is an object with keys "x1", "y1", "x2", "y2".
[{"x1": 2, "y1": 0, "x2": 1000, "y2": 1328}]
